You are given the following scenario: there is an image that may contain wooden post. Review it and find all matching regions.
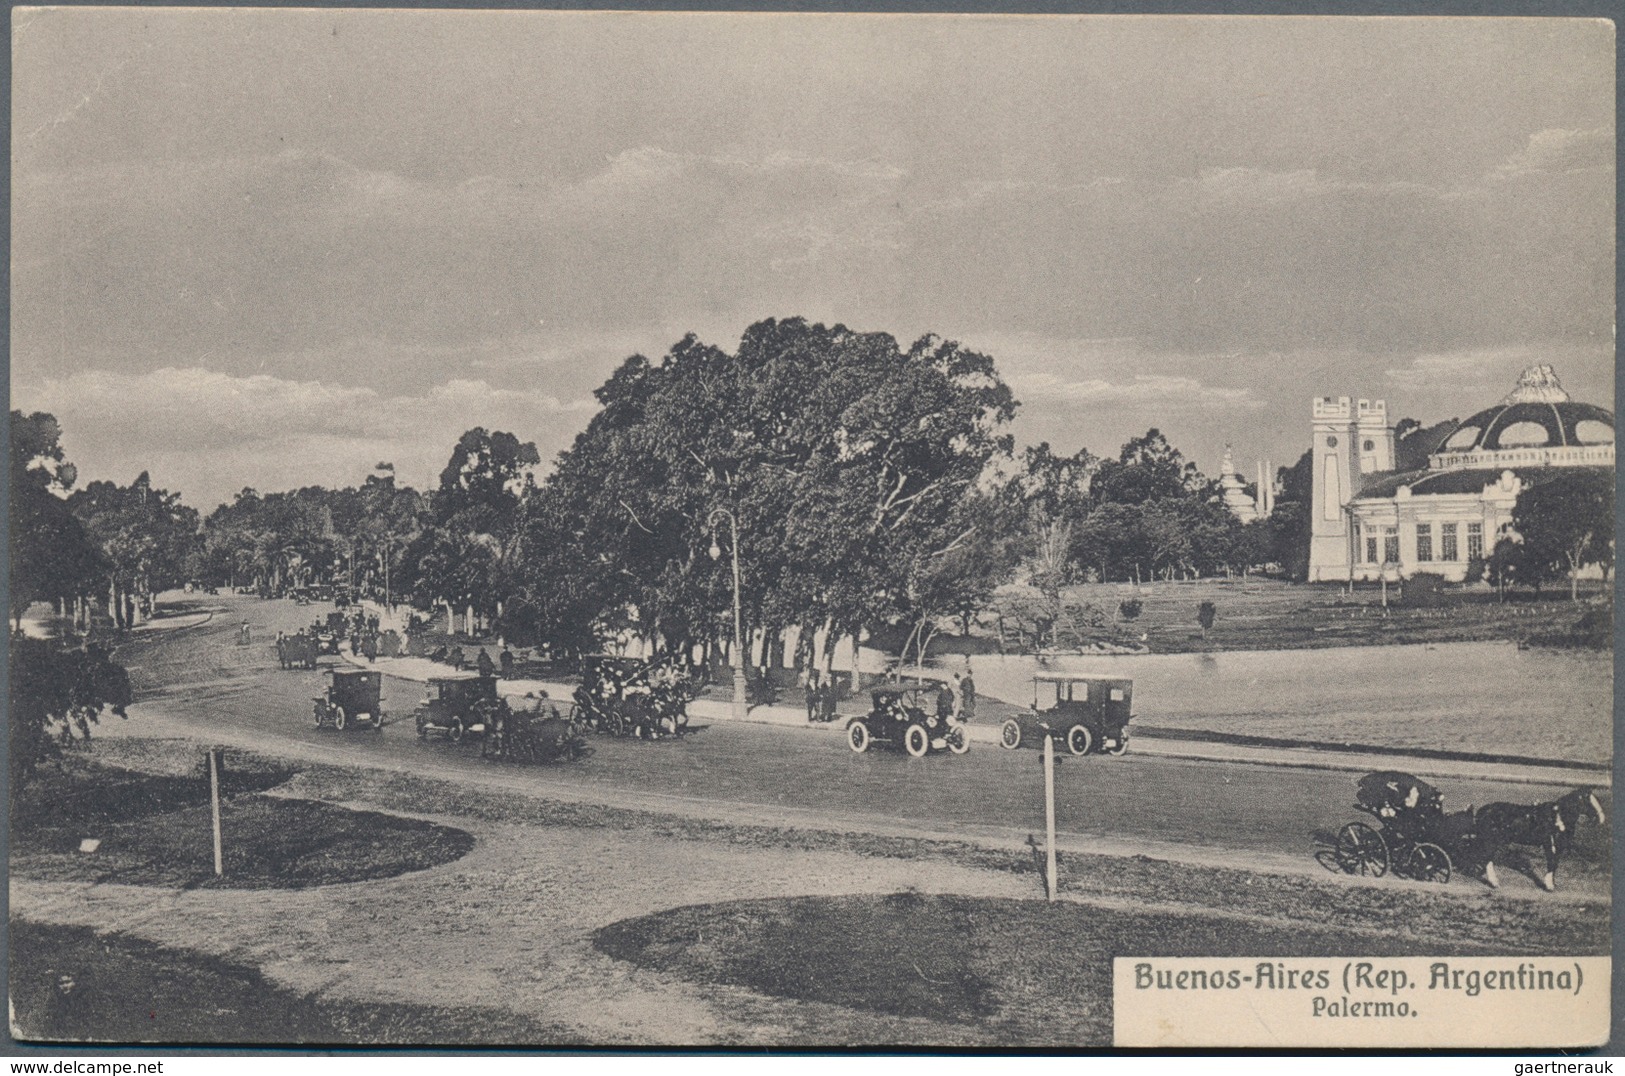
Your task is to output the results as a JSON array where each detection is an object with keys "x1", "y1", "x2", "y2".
[
  {"x1": 208, "y1": 749, "x2": 224, "y2": 878},
  {"x1": 1043, "y1": 734, "x2": 1058, "y2": 901}
]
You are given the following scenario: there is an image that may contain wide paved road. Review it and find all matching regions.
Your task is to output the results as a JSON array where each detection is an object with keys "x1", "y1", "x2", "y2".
[{"x1": 112, "y1": 593, "x2": 1609, "y2": 889}]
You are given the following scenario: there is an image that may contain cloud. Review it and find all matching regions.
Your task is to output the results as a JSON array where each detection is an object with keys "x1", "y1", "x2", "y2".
[
  {"x1": 1490, "y1": 127, "x2": 1613, "y2": 180},
  {"x1": 1013, "y1": 371, "x2": 1260, "y2": 411},
  {"x1": 18, "y1": 367, "x2": 596, "y2": 507}
]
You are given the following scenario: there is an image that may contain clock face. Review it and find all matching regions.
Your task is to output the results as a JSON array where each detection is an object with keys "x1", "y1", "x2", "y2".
[{"x1": 1326, "y1": 436, "x2": 1338, "y2": 448}]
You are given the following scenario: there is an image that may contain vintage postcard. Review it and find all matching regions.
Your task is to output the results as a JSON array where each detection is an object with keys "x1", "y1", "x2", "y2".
[{"x1": 8, "y1": 8, "x2": 1614, "y2": 1051}]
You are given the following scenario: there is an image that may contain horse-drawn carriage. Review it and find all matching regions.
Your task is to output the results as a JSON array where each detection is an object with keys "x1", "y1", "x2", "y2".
[
  {"x1": 312, "y1": 669, "x2": 385, "y2": 732},
  {"x1": 481, "y1": 695, "x2": 592, "y2": 764},
  {"x1": 1332, "y1": 770, "x2": 1606, "y2": 890},
  {"x1": 999, "y1": 675, "x2": 1132, "y2": 756},
  {"x1": 846, "y1": 684, "x2": 968, "y2": 757},
  {"x1": 572, "y1": 655, "x2": 692, "y2": 740}
]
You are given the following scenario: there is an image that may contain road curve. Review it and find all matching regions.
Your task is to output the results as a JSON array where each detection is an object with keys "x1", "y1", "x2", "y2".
[{"x1": 107, "y1": 593, "x2": 1611, "y2": 896}]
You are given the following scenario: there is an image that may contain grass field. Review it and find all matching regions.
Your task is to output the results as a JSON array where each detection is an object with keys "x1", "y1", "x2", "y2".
[{"x1": 11, "y1": 755, "x2": 474, "y2": 890}]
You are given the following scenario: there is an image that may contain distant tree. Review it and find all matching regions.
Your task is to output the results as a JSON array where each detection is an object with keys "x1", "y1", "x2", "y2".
[
  {"x1": 9, "y1": 412, "x2": 107, "y2": 630},
  {"x1": 1511, "y1": 471, "x2": 1614, "y2": 601},
  {"x1": 69, "y1": 473, "x2": 200, "y2": 628}
]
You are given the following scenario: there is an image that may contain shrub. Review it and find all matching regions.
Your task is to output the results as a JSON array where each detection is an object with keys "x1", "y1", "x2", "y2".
[
  {"x1": 1118, "y1": 598, "x2": 1143, "y2": 621},
  {"x1": 1401, "y1": 571, "x2": 1450, "y2": 608},
  {"x1": 9, "y1": 637, "x2": 130, "y2": 790}
]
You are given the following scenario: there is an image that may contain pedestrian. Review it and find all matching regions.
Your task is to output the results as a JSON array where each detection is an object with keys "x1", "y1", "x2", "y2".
[
  {"x1": 935, "y1": 679, "x2": 955, "y2": 722},
  {"x1": 818, "y1": 673, "x2": 837, "y2": 723},
  {"x1": 239, "y1": 619, "x2": 251, "y2": 646},
  {"x1": 476, "y1": 647, "x2": 495, "y2": 678},
  {"x1": 805, "y1": 669, "x2": 821, "y2": 723},
  {"x1": 959, "y1": 668, "x2": 977, "y2": 723},
  {"x1": 362, "y1": 633, "x2": 379, "y2": 663},
  {"x1": 448, "y1": 645, "x2": 465, "y2": 671},
  {"x1": 499, "y1": 647, "x2": 515, "y2": 679}
]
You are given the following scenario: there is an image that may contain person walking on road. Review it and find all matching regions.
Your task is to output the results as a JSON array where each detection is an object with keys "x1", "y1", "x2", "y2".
[
  {"x1": 958, "y1": 669, "x2": 977, "y2": 723},
  {"x1": 805, "y1": 670, "x2": 822, "y2": 723},
  {"x1": 476, "y1": 647, "x2": 495, "y2": 679}
]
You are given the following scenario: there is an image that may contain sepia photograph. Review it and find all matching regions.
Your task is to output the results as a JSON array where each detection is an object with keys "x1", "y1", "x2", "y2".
[{"x1": 7, "y1": 7, "x2": 1615, "y2": 1051}]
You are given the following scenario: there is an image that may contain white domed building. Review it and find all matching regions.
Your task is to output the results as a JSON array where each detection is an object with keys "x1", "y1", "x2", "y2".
[{"x1": 1307, "y1": 365, "x2": 1614, "y2": 583}]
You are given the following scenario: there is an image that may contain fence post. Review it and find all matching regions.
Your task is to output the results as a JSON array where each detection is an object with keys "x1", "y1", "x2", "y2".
[
  {"x1": 1043, "y1": 734, "x2": 1058, "y2": 901},
  {"x1": 208, "y1": 749, "x2": 224, "y2": 878}
]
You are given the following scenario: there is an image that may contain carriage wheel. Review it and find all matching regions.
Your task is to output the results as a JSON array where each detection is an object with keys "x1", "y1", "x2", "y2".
[
  {"x1": 946, "y1": 725, "x2": 969, "y2": 755},
  {"x1": 1405, "y1": 843, "x2": 1452, "y2": 884},
  {"x1": 1334, "y1": 822, "x2": 1390, "y2": 877},
  {"x1": 448, "y1": 718, "x2": 465, "y2": 744},
  {"x1": 848, "y1": 721, "x2": 871, "y2": 753},
  {"x1": 904, "y1": 724, "x2": 930, "y2": 757},
  {"x1": 1000, "y1": 720, "x2": 1022, "y2": 750},
  {"x1": 1066, "y1": 724, "x2": 1093, "y2": 756}
]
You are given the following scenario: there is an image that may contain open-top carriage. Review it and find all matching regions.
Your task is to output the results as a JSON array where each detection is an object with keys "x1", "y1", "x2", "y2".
[
  {"x1": 1334, "y1": 771, "x2": 1463, "y2": 883},
  {"x1": 999, "y1": 675, "x2": 1132, "y2": 757},
  {"x1": 847, "y1": 684, "x2": 968, "y2": 757},
  {"x1": 481, "y1": 696, "x2": 592, "y2": 764},
  {"x1": 313, "y1": 669, "x2": 385, "y2": 732},
  {"x1": 572, "y1": 655, "x2": 692, "y2": 740}
]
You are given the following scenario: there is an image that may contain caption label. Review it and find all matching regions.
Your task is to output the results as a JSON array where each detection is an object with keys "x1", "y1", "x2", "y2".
[{"x1": 1113, "y1": 956, "x2": 1609, "y2": 1048}]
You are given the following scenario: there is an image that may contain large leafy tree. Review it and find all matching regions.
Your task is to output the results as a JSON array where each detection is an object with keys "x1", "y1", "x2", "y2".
[
  {"x1": 404, "y1": 429, "x2": 539, "y2": 625},
  {"x1": 1511, "y1": 470, "x2": 1614, "y2": 600},
  {"x1": 9, "y1": 412, "x2": 107, "y2": 630},
  {"x1": 525, "y1": 317, "x2": 1017, "y2": 667}
]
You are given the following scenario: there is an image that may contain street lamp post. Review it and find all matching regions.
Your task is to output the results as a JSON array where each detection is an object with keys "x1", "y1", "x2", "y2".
[{"x1": 708, "y1": 507, "x2": 750, "y2": 721}]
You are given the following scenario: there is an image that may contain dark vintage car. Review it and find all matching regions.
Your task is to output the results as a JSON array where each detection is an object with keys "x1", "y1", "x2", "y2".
[
  {"x1": 313, "y1": 669, "x2": 385, "y2": 732},
  {"x1": 414, "y1": 675, "x2": 506, "y2": 743},
  {"x1": 999, "y1": 674, "x2": 1132, "y2": 756},
  {"x1": 847, "y1": 684, "x2": 967, "y2": 757}
]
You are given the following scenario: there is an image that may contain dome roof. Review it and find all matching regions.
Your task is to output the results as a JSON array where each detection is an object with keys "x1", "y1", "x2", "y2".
[
  {"x1": 1435, "y1": 400, "x2": 1614, "y2": 454},
  {"x1": 1433, "y1": 364, "x2": 1614, "y2": 455}
]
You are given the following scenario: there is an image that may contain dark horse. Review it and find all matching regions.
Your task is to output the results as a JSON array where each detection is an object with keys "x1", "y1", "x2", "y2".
[{"x1": 1474, "y1": 787, "x2": 1606, "y2": 891}]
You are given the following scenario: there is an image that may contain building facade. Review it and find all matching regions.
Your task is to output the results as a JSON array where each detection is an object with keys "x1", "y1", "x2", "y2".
[{"x1": 1307, "y1": 365, "x2": 1614, "y2": 583}]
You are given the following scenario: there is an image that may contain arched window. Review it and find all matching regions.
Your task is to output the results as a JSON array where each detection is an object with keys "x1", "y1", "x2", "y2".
[
  {"x1": 1497, "y1": 421, "x2": 1550, "y2": 447},
  {"x1": 1575, "y1": 419, "x2": 1614, "y2": 444}
]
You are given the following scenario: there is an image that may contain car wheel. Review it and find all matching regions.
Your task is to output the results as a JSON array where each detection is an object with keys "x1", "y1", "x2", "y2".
[
  {"x1": 449, "y1": 718, "x2": 465, "y2": 744},
  {"x1": 416, "y1": 720, "x2": 427, "y2": 740},
  {"x1": 848, "y1": 721, "x2": 870, "y2": 753},
  {"x1": 333, "y1": 706, "x2": 348, "y2": 732},
  {"x1": 374, "y1": 713, "x2": 384, "y2": 734},
  {"x1": 999, "y1": 719, "x2": 1022, "y2": 750},
  {"x1": 1103, "y1": 736, "x2": 1128, "y2": 756},
  {"x1": 1066, "y1": 724, "x2": 1092, "y2": 756},
  {"x1": 904, "y1": 724, "x2": 929, "y2": 758},
  {"x1": 947, "y1": 725, "x2": 969, "y2": 755}
]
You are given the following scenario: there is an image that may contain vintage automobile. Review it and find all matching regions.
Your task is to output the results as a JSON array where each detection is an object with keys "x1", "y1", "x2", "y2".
[
  {"x1": 847, "y1": 684, "x2": 968, "y2": 757},
  {"x1": 312, "y1": 669, "x2": 385, "y2": 732},
  {"x1": 999, "y1": 674, "x2": 1133, "y2": 756},
  {"x1": 414, "y1": 674, "x2": 506, "y2": 743}
]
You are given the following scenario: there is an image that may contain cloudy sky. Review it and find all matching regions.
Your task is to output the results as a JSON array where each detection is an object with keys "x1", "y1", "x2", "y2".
[{"x1": 12, "y1": 10, "x2": 1614, "y2": 509}]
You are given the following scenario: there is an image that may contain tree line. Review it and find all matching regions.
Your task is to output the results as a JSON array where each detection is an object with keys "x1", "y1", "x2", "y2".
[{"x1": 11, "y1": 317, "x2": 1614, "y2": 666}]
